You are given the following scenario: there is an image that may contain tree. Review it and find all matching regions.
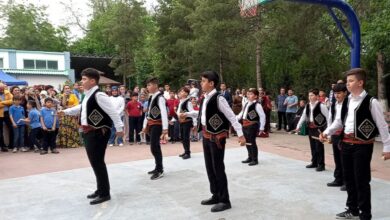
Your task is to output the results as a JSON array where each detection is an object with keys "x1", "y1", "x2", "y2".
[{"x1": 0, "y1": 4, "x2": 68, "y2": 52}]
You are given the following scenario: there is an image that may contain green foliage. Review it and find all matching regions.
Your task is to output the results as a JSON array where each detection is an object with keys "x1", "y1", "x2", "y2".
[{"x1": 0, "y1": 4, "x2": 68, "y2": 51}]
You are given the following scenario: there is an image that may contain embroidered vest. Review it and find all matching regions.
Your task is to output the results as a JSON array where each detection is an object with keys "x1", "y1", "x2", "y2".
[
  {"x1": 180, "y1": 98, "x2": 193, "y2": 122},
  {"x1": 305, "y1": 102, "x2": 327, "y2": 129},
  {"x1": 330, "y1": 97, "x2": 349, "y2": 123},
  {"x1": 197, "y1": 92, "x2": 230, "y2": 134},
  {"x1": 245, "y1": 102, "x2": 260, "y2": 123},
  {"x1": 353, "y1": 95, "x2": 379, "y2": 141},
  {"x1": 148, "y1": 93, "x2": 163, "y2": 120},
  {"x1": 82, "y1": 89, "x2": 112, "y2": 129}
]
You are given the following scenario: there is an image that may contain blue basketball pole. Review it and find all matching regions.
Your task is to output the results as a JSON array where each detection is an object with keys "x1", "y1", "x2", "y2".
[{"x1": 285, "y1": 0, "x2": 361, "y2": 68}]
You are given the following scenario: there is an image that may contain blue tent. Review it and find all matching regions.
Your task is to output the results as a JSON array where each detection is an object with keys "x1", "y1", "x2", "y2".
[{"x1": 0, "y1": 70, "x2": 28, "y2": 86}]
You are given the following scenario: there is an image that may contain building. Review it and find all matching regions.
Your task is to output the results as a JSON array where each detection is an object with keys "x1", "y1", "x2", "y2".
[{"x1": 0, "y1": 49, "x2": 75, "y2": 88}]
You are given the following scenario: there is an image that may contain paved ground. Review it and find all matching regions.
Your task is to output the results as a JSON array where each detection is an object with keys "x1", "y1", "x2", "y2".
[{"x1": 0, "y1": 131, "x2": 389, "y2": 219}]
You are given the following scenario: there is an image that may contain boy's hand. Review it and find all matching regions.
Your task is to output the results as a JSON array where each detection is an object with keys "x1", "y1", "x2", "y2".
[
  {"x1": 382, "y1": 152, "x2": 390, "y2": 161},
  {"x1": 238, "y1": 136, "x2": 246, "y2": 146},
  {"x1": 42, "y1": 127, "x2": 48, "y2": 131},
  {"x1": 12, "y1": 124, "x2": 17, "y2": 128}
]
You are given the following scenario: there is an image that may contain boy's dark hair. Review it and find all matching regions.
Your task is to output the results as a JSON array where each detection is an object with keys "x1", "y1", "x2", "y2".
[
  {"x1": 333, "y1": 83, "x2": 347, "y2": 93},
  {"x1": 309, "y1": 88, "x2": 319, "y2": 96},
  {"x1": 200, "y1": 71, "x2": 219, "y2": 88},
  {"x1": 180, "y1": 87, "x2": 190, "y2": 94},
  {"x1": 27, "y1": 100, "x2": 37, "y2": 108},
  {"x1": 248, "y1": 88, "x2": 259, "y2": 97},
  {"x1": 81, "y1": 68, "x2": 100, "y2": 84},
  {"x1": 346, "y1": 68, "x2": 367, "y2": 87},
  {"x1": 45, "y1": 97, "x2": 53, "y2": 103},
  {"x1": 131, "y1": 92, "x2": 139, "y2": 97},
  {"x1": 13, "y1": 95, "x2": 22, "y2": 101},
  {"x1": 146, "y1": 77, "x2": 159, "y2": 85}
]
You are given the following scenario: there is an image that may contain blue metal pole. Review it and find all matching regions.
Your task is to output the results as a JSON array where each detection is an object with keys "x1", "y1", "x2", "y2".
[{"x1": 285, "y1": 0, "x2": 361, "y2": 68}]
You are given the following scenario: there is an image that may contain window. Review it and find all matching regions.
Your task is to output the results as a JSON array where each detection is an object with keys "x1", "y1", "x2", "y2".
[
  {"x1": 24, "y1": 60, "x2": 35, "y2": 69},
  {"x1": 0, "y1": 58, "x2": 3, "y2": 68},
  {"x1": 23, "y1": 59, "x2": 59, "y2": 70},
  {"x1": 47, "y1": 61, "x2": 58, "y2": 70}
]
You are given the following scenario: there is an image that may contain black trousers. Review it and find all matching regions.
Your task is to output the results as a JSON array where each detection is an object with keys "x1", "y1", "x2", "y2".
[
  {"x1": 29, "y1": 127, "x2": 42, "y2": 149},
  {"x1": 308, "y1": 128, "x2": 325, "y2": 166},
  {"x1": 83, "y1": 128, "x2": 111, "y2": 197},
  {"x1": 149, "y1": 125, "x2": 163, "y2": 172},
  {"x1": 203, "y1": 137, "x2": 230, "y2": 204},
  {"x1": 42, "y1": 130, "x2": 57, "y2": 151},
  {"x1": 264, "y1": 110, "x2": 271, "y2": 132},
  {"x1": 129, "y1": 116, "x2": 141, "y2": 142},
  {"x1": 2, "y1": 112, "x2": 14, "y2": 148},
  {"x1": 342, "y1": 142, "x2": 373, "y2": 220},
  {"x1": 277, "y1": 111, "x2": 287, "y2": 130},
  {"x1": 331, "y1": 135, "x2": 343, "y2": 183},
  {"x1": 243, "y1": 124, "x2": 259, "y2": 161},
  {"x1": 286, "y1": 112, "x2": 296, "y2": 132},
  {"x1": 180, "y1": 121, "x2": 192, "y2": 154}
]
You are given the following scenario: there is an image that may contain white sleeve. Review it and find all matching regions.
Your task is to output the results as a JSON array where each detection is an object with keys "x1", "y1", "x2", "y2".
[
  {"x1": 186, "y1": 101, "x2": 199, "y2": 119},
  {"x1": 158, "y1": 96, "x2": 169, "y2": 130},
  {"x1": 63, "y1": 104, "x2": 81, "y2": 116},
  {"x1": 370, "y1": 99, "x2": 390, "y2": 152},
  {"x1": 217, "y1": 96, "x2": 243, "y2": 137},
  {"x1": 296, "y1": 107, "x2": 307, "y2": 130},
  {"x1": 321, "y1": 104, "x2": 329, "y2": 122},
  {"x1": 256, "y1": 103, "x2": 266, "y2": 130},
  {"x1": 96, "y1": 93, "x2": 124, "y2": 132}
]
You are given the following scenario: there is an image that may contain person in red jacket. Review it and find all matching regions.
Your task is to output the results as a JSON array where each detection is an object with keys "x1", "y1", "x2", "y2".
[
  {"x1": 166, "y1": 91, "x2": 179, "y2": 143},
  {"x1": 126, "y1": 93, "x2": 143, "y2": 145}
]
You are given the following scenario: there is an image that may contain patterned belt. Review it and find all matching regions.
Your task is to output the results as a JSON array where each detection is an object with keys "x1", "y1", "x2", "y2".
[
  {"x1": 202, "y1": 126, "x2": 228, "y2": 149},
  {"x1": 308, "y1": 122, "x2": 317, "y2": 129},
  {"x1": 343, "y1": 133, "x2": 374, "y2": 145},
  {"x1": 81, "y1": 125, "x2": 97, "y2": 134},
  {"x1": 147, "y1": 119, "x2": 162, "y2": 126},
  {"x1": 243, "y1": 120, "x2": 257, "y2": 127}
]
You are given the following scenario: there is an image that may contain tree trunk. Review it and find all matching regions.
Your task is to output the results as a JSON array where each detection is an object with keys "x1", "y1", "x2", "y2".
[
  {"x1": 219, "y1": 48, "x2": 224, "y2": 83},
  {"x1": 377, "y1": 51, "x2": 388, "y2": 111},
  {"x1": 256, "y1": 43, "x2": 262, "y2": 89}
]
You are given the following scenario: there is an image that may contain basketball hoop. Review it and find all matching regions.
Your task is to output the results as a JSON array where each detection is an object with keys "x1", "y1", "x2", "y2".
[{"x1": 239, "y1": 0, "x2": 258, "y2": 17}]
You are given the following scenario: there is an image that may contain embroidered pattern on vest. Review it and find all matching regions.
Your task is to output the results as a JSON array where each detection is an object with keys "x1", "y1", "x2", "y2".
[
  {"x1": 89, "y1": 109, "x2": 104, "y2": 126},
  {"x1": 358, "y1": 119, "x2": 376, "y2": 139},
  {"x1": 209, "y1": 114, "x2": 223, "y2": 130},
  {"x1": 150, "y1": 106, "x2": 160, "y2": 118},
  {"x1": 248, "y1": 110, "x2": 257, "y2": 120},
  {"x1": 315, "y1": 114, "x2": 325, "y2": 125}
]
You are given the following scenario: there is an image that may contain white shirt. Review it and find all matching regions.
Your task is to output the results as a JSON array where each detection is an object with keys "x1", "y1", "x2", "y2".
[
  {"x1": 241, "y1": 96, "x2": 248, "y2": 107},
  {"x1": 296, "y1": 101, "x2": 329, "y2": 130},
  {"x1": 201, "y1": 89, "x2": 243, "y2": 137},
  {"x1": 325, "y1": 100, "x2": 343, "y2": 132},
  {"x1": 110, "y1": 95, "x2": 125, "y2": 117},
  {"x1": 163, "y1": 91, "x2": 170, "y2": 100},
  {"x1": 172, "y1": 98, "x2": 198, "y2": 123},
  {"x1": 237, "y1": 100, "x2": 266, "y2": 130},
  {"x1": 324, "y1": 90, "x2": 390, "y2": 152},
  {"x1": 143, "y1": 91, "x2": 169, "y2": 130},
  {"x1": 63, "y1": 86, "x2": 124, "y2": 132}
]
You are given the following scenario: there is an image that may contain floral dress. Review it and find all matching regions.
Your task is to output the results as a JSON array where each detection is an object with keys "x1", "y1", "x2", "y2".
[{"x1": 57, "y1": 93, "x2": 81, "y2": 148}]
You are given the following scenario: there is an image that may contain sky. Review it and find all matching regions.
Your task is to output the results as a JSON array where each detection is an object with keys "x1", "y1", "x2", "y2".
[{"x1": 5, "y1": 0, "x2": 158, "y2": 40}]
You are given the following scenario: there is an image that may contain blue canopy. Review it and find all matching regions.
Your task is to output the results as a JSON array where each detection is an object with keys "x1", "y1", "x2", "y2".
[{"x1": 0, "y1": 70, "x2": 28, "y2": 86}]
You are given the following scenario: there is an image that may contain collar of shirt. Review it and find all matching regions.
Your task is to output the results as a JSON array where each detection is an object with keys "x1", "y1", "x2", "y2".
[
  {"x1": 205, "y1": 89, "x2": 217, "y2": 99},
  {"x1": 84, "y1": 86, "x2": 99, "y2": 99},
  {"x1": 349, "y1": 90, "x2": 367, "y2": 101},
  {"x1": 309, "y1": 100, "x2": 319, "y2": 107}
]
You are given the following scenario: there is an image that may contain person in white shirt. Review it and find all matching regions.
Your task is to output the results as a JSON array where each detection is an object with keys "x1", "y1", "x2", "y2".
[
  {"x1": 295, "y1": 88, "x2": 329, "y2": 172},
  {"x1": 172, "y1": 87, "x2": 198, "y2": 159},
  {"x1": 142, "y1": 78, "x2": 169, "y2": 180},
  {"x1": 236, "y1": 88, "x2": 265, "y2": 166},
  {"x1": 108, "y1": 86, "x2": 125, "y2": 146},
  {"x1": 320, "y1": 68, "x2": 390, "y2": 220},
  {"x1": 59, "y1": 68, "x2": 123, "y2": 206},
  {"x1": 163, "y1": 84, "x2": 171, "y2": 100},
  {"x1": 198, "y1": 71, "x2": 246, "y2": 213}
]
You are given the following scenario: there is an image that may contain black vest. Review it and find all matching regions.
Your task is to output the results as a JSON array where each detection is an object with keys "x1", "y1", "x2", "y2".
[
  {"x1": 245, "y1": 102, "x2": 260, "y2": 123},
  {"x1": 82, "y1": 89, "x2": 112, "y2": 129},
  {"x1": 197, "y1": 92, "x2": 230, "y2": 134},
  {"x1": 305, "y1": 102, "x2": 327, "y2": 128},
  {"x1": 180, "y1": 98, "x2": 193, "y2": 122},
  {"x1": 148, "y1": 92, "x2": 163, "y2": 120},
  {"x1": 330, "y1": 97, "x2": 349, "y2": 123},
  {"x1": 353, "y1": 94, "x2": 379, "y2": 141}
]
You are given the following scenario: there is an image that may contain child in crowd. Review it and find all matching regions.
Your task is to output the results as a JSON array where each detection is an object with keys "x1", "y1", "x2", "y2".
[
  {"x1": 40, "y1": 98, "x2": 59, "y2": 155},
  {"x1": 190, "y1": 97, "x2": 199, "y2": 142},
  {"x1": 22, "y1": 100, "x2": 42, "y2": 153},
  {"x1": 9, "y1": 96, "x2": 26, "y2": 153},
  {"x1": 126, "y1": 92, "x2": 143, "y2": 145}
]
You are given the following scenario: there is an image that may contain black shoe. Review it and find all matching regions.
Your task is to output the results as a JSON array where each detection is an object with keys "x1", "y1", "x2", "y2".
[
  {"x1": 1, "y1": 147, "x2": 8, "y2": 152},
  {"x1": 87, "y1": 192, "x2": 99, "y2": 199},
  {"x1": 90, "y1": 195, "x2": 111, "y2": 205},
  {"x1": 335, "y1": 208, "x2": 359, "y2": 219},
  {"x1": 248, "y1": 161, "x2": 258, "y2": 166},
  {"x1": 147, "y1": 169, "x2": 157, "y2": 175},
  {"x1": 40, "y1": 150, "x2": 48, "y2": 155},
  {"x1": 340, "y1": 185, "x2": 347, "y2": 191},
  {"x1": 316, "y1": 166, "x2": 325, "y2": 172},
  {"x1": 306, "y1": 163, "x2": 317, "y2": 168},
  {"x1": 241, "y1": 158, "x2": 252, "y2": 163},
  {"x1": 211, "y1": 202, "x2": 231, "y2": 212},
  {"x1": 179, "y1": 153, "x2": 186, "y2": 157},
  {"x1": 150, "y1": 171, "x2": 164, "y2": 180},
  {"x1": 201, "y1": 197, "x2": 219, "y2": 205},
  {"x1": 327, "y1": 180, "x2": 343, "y2": 187},
  {"x1": 182, "y1": 154, "x2": 191, "y2": 160}
]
